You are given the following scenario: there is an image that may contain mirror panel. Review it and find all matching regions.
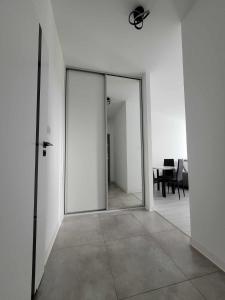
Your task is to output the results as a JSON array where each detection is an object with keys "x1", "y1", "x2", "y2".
[{"x1": 106, "y1": 75, "x2": 144, "y2": 209}]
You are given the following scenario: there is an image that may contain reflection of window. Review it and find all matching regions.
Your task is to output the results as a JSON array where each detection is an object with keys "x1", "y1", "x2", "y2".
[{"x1": 183, "y1": 160, "x2": 188, "y2": 173}]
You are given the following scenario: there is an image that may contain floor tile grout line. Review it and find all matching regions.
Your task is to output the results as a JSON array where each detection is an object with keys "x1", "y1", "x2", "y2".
[
  {"x1": 130, "y1": 212, "x2": 178, "y2": 235},
  {"x1": 145, "y1": 229, "x2": 219, "y2": 283},
  {"x1": 52, "y1": 222, "x2": 120, "y2": 299},
  {"x1": 125, "y1": 216, "x2": 219, "y2": 287},
  {"x1": 119, "y1": 279, "x2": 191, "y2": 300},
  {"x1": 57, "y1": 211, "x2": 213, "y2": 282},
  {"x1": 59, "y1": 211, "x2": 216, "y2": 279},
  {"x1": 50, "y1": 210, "x2": 219, "y2": 300},
  {"x1": 98, "y1": 212, "x2": 216, "y2": 299},
  {"x1": 189, "y1": 279, "x2": 208, "y2": 300},
  {"x1": 130, "y1": 210, "x2": 177, "y2": 232},
  {"x1": 102, "y1": 234, "x2": 120, "y2": 300},
  {"x1": 53, "y1": 228, "x2": 191, "y2": 253},
  {"x1": 104, "y1": 214, "x2": 185, "y2": 300},
  {"x1": 96, "y1": 215, "x2": 120, "y2": 299},
  {"x1": 130, "y1": 211, "x2": 218, "y2": 279},
  {"x1": 52, "y1": 241, "x2": 105, "y2": 252},
  {"x1": 120, "y1": 270, "x2": 219, "y2": 300},
  {"x1": 153, "y1": 210, "x2": 191, "y2": 237},
  {"x1": 54, "y1": 219, "x2": 154, "y2": 252},
  {"x1": 128, "y1": 212, "x2": 195, "y2": 281}
]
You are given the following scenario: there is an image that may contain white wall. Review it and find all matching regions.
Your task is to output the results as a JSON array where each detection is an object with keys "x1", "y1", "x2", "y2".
[
  {"x1": 182, "y1": 0, "x2": 225, "y2": 270},
  {"x1": 150, "y1": 21, "x2": 187, "y2": 166},
  {"x1": 151, "y1": 112, "x2": 187, "y2": 166},
  {"x1": 0, "y1": 2, "x2": 38, "y2": 299},
  {"x1": 0, "y1": 0, "x2": 65, "y2": 299}
]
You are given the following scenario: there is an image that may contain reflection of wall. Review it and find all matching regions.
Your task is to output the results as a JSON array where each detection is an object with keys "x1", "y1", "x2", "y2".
[
  {"x1": 108, "y1": 98, "x2": 142, "y2": 193},
  {"x1": 111, "y1": 102, "x2": 127, "y2": 192},
  {"x1": 107, "y1": 121, "x2": 115, "y2": 181},
  {"x1": 126, "y1": 100, "x2": 142, "y2": 193},
  {"x1": 107, "y1": 77, "x2": 142, "y2": 194}
]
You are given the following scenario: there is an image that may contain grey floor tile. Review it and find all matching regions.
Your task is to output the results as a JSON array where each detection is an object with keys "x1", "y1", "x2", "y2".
[
  {"x1": 127, "y1": 281, "x2": 204, "y2": 300},
  {"x1": 35, "y1": 245, "x2": 117, "y2": 300},
  {"x1": 99, "y1": 213, "x2": 148, "y2": 242},
  {"x1": 106, "y1": 235, "x2": 186, "y2": 299},
  {"x1": 132, "y1": 210, "x2": 174, "y2": 233},
  {"x1": 154, "y1": 190, "x2": 191, "y2": 236},
  {"x1": 191, "y1": 271, "x2": 225, "y2": 299},
  {"x1": 62, "y1": 214, "x2": 101, "y2": 232},
  {"x1": 151, "y1": 229, "x2": 218, "y2": 279},
  {"x1": 53, "y1": 227, "x2": 104, "y2": 250}
]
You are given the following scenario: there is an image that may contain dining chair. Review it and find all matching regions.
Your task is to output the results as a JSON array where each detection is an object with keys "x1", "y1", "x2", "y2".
[
  {"x1": 153, "y1": 171, "x2": 161, "y2": 188},
  {"x1": 166, "y1": 159, "x2": 185, "y2": 199},
  {"x1": 163, "y1": 159, "x2": 175, "y2": 193}
]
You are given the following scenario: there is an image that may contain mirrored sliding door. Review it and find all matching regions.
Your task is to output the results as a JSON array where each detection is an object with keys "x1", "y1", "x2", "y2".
[{"x1": 106, "y1": 75, "x2": 144, "y2": 209}]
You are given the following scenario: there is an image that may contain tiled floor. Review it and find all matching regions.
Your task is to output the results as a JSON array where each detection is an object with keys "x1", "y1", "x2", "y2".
[
  {"x1": 154, "y1": 188, "x2": 191, "y2": 236},
  {"x1": 35, "y1": 210, "x2": 225, "y2": 300},
  {"x1": 108, "y1": 183, "x2": 143, "y2": 209}
]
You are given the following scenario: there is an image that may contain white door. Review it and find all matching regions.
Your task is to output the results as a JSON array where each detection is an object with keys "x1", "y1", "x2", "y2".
[
  {"x1": 34, "y1": 28, "x2": 51, "y2": 292},
  {"x1": 66, "y1": 70, "x2": 106, "y2": 213}
]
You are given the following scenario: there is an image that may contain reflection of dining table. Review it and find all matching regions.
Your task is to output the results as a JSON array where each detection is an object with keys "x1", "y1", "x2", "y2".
[{"x1": 153, "y1": 166, "x2": 175, "y2": 197}]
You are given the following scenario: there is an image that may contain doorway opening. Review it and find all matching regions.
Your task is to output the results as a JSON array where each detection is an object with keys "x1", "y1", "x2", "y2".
[{"x1": 150, "y1": 24, "x2": 190, "y2": 236}]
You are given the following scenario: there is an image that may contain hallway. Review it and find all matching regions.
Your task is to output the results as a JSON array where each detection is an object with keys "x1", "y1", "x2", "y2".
[{"x1": 35, "y1": 210, "x2": 225, "y2": 300}]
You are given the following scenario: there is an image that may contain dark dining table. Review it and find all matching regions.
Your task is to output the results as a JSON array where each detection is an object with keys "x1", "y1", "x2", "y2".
[{"x1": 153, "y1": 166, "x2": 175, "y2": 197}]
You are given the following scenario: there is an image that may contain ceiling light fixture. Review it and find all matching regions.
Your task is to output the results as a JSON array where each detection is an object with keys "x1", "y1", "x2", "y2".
[{"x1": 129, "y1": 6, "x2": 150, "y2": 30}]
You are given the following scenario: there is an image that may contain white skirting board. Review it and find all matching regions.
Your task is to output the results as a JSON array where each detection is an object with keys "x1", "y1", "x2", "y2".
[{"x1": 191, "y1": 238, "x2": 225, "y2": 272}]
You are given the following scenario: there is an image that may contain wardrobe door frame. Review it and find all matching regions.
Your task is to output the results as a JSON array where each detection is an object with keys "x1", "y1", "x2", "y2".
[{"x1": 64, "y1": 67, "x2": 145, "y2": 214}]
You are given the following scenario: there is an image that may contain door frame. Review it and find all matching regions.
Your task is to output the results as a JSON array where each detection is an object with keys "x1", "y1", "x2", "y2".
[
  {"x1": 31, "y1": 24, "x2": 42, "y2": 298},
  {"x1": 107, "y1": 134, "x2": 111, "y2": 185},
  {"x1": 64, "y1": 67, "x2": 146, "y2": 214}
]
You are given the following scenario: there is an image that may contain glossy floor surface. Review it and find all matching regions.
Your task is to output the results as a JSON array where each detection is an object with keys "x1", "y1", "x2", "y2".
[
  {"x1": 35, "y1": 210, "x2": 225, "y2": 300},
  {"x1": 108, "y1": 183, "x2": 143, "y2": 210},
  {"x1": 154, "y1": 188, "x2": 191, "y2": 236}
]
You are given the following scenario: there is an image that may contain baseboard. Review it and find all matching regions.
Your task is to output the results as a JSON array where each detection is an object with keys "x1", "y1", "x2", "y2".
[
  {"x1": 191, "y1": 238, "x2": 225, "y2": 272},
  {"x1": 44, "y1": 216, "x2": 63, "y2": 265}
]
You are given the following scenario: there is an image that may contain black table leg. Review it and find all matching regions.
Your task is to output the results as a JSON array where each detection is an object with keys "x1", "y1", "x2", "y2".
[
  {"x1": 162, "y1": 181, "x2": 166, "y2": 197},
  {"x1": 172, "y1": 183, "x2": 175, "y2": 194},
  {"x1": 157, "y1": 169, "x2": 160, "y2": 190}
]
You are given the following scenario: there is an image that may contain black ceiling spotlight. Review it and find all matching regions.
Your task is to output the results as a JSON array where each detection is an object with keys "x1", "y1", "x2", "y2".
[
  {"x1": 107, "y1": 97, "x2": 111, "y2": 105},
  {"x1": 129, "y1": 6, "x2": 150, "y2": 30}
]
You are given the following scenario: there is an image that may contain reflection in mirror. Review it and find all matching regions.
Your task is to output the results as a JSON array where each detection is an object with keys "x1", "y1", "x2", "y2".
[{"x1": 106, "y1": 76, "x2": 143, "y2": 209}]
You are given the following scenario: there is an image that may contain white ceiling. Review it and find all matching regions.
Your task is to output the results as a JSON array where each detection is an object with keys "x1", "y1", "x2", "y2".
[{"x1": 51, "y1": 0, "x2": 196, "y2": 76}]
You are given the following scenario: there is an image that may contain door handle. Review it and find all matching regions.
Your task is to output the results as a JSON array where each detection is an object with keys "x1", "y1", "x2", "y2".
[{"x1": 43, "y1": 141, "x2": 54, "y2": 148}]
